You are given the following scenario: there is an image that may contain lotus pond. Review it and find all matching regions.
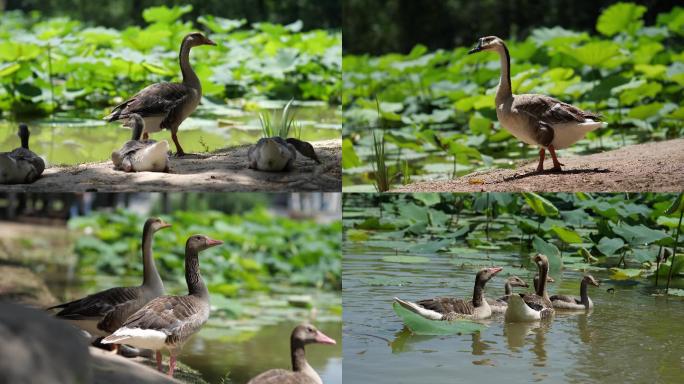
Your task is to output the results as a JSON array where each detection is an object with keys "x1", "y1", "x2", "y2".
[
  {"x1": 342, "y1": 193, "x2": 684, "y2": 383},
  {"x1": 0, "y1": 5, "x2": 342, "y2": 165},
  {"x1": 341, "y1": 3, "x2": 684, "y2": 191}
]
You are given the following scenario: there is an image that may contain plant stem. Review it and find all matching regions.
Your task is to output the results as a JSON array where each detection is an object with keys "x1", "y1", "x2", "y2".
[
  {"x1": 666, "y1": 210, "x2": 683, "y2": 293},
  {"x1": 47, "y1": 43, "x2": 55, "y2": 117}
]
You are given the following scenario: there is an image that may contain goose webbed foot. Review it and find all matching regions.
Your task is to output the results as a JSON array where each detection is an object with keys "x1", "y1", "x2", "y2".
[{"x1": 171, "y1": 131, "x2": 185, "y2": 157}]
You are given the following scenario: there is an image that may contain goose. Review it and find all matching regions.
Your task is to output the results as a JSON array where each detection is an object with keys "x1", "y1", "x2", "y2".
[
  {"x1": 550, "y1": 275, "x2": 600, "y2": 310},
  {"x1": 533, "y1": 274, "x2": 555, "y2": 293},
  {"x1": 487, "y1": 275, "x2": 528, "y2": 314},
  {"x1": 0, "y1": 123, "x2": 45, "y2": 184},
  {"x1": 505, "y1": 254, "x2": 554, "y2": 322},
  {"x1": 102, "y1": 235, "x2": 223, "y2": 377},
  {"x1": 247, "y1": 323, "x2": 337, "y2": 384},
  {"x1": 111, "y1": 114, "x2": 169, "y2": 172},
  {"x1": 47, "y1": 218, "x2": 170, "y2": 349},
  {"x1": 105, "y1": 32, "x2": 216, "y2": 156},
  {"x1": 468, "y1": 36, "x2": 604, "y2": 172},
  {"x1": 394, "y1": 266, "x2": 502, "y2": 321},
  {"x1": 248, "y1": 137, "x2": 322, "y2": 172}
]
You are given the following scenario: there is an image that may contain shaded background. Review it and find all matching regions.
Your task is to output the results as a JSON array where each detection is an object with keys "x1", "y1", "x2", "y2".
[
  {"x1": 3, "y1": 0, "x2": 341, "y2": 30},
  {"x1": 343, "y1": 0, "x2": 681, "y2": 54}
]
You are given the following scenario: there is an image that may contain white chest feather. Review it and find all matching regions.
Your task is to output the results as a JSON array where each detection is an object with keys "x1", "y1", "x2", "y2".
[
  {"x1": 504, "y1": 295, "x2": 540, "y2": 322},
  {"x1": 496, "y1": 104, "x2": 539, "y2": 146}
]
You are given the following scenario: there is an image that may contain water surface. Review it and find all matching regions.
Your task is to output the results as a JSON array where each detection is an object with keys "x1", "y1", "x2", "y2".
[{"x1": 343, "y1": 244, "x2": 684, "y2": 384}]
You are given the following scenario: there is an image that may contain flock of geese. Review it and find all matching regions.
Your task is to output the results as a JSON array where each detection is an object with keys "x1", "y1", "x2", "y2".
[
  {"x1": 395, "y1": 254, "x2": 600, "y2": 323},
  {"x1": 0, "y1": 32, "x2": 323, "y2": 184},
  {"x1": 46, "y1": 218, "x2": 336, "y2": 383}
]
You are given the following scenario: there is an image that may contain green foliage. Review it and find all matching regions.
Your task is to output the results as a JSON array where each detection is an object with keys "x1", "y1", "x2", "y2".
[
  {"x1": 342, "y1": 4, "x2": 684, "y2": 189},
  {"x1": 0, "y1": 6, "x2": 341, "y2": 117},
  {"x1": 344, "y1": 193, "x2": 684, "y2": 279},
  {"x1": 68, "y1": 208, "x2": 341, "y2": 294}
]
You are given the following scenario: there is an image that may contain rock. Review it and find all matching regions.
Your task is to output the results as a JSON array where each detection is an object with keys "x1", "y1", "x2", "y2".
[
  {"x1": 0, "y1": 265, "x2": 56, "y2": 307},
  {"x1": 0, "y1": 302, "x2": 92, "y2": 384}
]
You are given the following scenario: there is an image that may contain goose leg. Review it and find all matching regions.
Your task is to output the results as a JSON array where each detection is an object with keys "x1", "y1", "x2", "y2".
[
  {"x1": 171, "y1": 131, "x2": 185, "y2": 157},
  {"x1": 156, "y1": 350, "x2": 163, "y2": 372},
  {"x1": 548, "y1": 145, "x2": 564, "y2": 171},
  {"x1": 168, "y1": 353, "x2": 177, "y2": 377},
  {"x1": 536, "y1": 148, "x2": 546, "y2": 172}
]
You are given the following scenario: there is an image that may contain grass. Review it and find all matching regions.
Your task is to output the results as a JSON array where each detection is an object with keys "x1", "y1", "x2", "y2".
[{"x1": 259, "y1": 99, "x2": 299, "y2": 139}]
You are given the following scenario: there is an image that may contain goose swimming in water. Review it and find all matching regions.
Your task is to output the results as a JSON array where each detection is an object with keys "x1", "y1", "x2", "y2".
[
  {"x1": 468, "y1": 36, "x2": 604, "y2": 172},
  {"x1": 505, "y1": 254, "x2": 554, "y2": 322},
  {"x1": 394, "y1": 267, "x2": 502, "y2": 321},
  {"x1": 487, "y1": 275, "x2": 528, "y2": 314},
  {"x1": 551, "y1": 274, "x2": 600, "y2": 310},
  {"x1": 0, "y1": 124, "x2": 45, "y2": 184}
]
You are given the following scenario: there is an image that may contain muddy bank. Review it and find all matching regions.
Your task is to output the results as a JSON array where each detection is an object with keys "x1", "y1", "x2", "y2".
[
  {"x1": 1, "y1": 139, "x2": 341, "y2": 192},
  {"x1": 393, "y1": 139, "x2": 684, "y2": 192}
]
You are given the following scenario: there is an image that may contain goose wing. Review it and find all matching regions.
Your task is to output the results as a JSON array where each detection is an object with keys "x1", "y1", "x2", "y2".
[
  {"x1": 48, "y1": 286, "x2": 142, "y2": 320},
  {"x1": 248, "y1": 369, "x2": 314, "y2": 384},
  {"x1": 97, "y1": 294, "x2": 149, "y2": 333},
  {"x1": 514, "y1": 94, "x2": 602, "y2": 125},
  {"x1": 120, "y1": 295, "x2": 209, "y2": 343},
  {"x1": 10, "y1": 148, "x2": 45, "y2": 175},
  {"x1": 550, "y1": 294, "x2": 580, "y2": 304},
  {"x1": 106, "y1": 83, "x2": 193, "y2": 122},
  {"x1": 416, "y1": 297, "x2": 474, "y2": 315}
]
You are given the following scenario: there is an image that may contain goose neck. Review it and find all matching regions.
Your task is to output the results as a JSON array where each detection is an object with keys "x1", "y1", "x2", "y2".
[
  {"x1": 179, "y1": 40, "x2": 201, "y2": 92},
  {"x1": 579, "y1": 279, "x2": 589, "y2": 306},
  {"x1": 472, "y1": 279, "x2": 485, "y2": 307},
  {"x1": 185, "y1": 246, "x2": 208, "y2": 299},
  {"x1": 141, "y1": 223, "x2": 163, "y2": 292},
  {"x1": 495, "y1": 44, "x2": 512, "y2": 102},
  {"x1": 504, "y1": 281, "x2": 512, "y2": 296},
  {"x1": 291, "y1": 341, "x2": 321, "y2": 383}
]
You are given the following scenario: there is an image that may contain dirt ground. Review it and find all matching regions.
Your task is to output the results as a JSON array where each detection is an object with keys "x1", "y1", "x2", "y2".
[
  {"x1": 1, "y1": 139, "x2": 341, "y2": 192},
  {"x1": 393, "y1": 139, "x2": 684, "y2": 192}
]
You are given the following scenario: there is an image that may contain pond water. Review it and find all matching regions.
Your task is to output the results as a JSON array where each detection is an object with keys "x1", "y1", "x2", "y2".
[
  {"x1": 342, "y1": 241, "x2": 684, "y2": 384},
  {"x1": 0, "y1": 102, "x2": 340, "y2": 166},
  {"x1": 44, "y1": 273, "x2": 342, "y2": 384}
]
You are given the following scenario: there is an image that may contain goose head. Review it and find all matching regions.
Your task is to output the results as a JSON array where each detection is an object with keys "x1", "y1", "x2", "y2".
[
  {"x1": 124, "y1": 113, "x2": 145, "y2": 140},
  {"x1": 583, "y1": 274, "x2": 600, "y2": 287},
  {"x1": 476, "y1": 266, "x2": 503, "y2": 286},
  {"x1": 17, "y1": 123, "x2": 30, "y2": 150},
  {"x1": 506, "y1": 275, "x2": 529, "y2": 288},
  {"x1": 292, "y1": 323, "x2": 336, "y2": 346},
  {"x1": 187, "y1": 234, "x2": 223, "y2": 253},
  {"x1": 468, "y1": 36, "x2": 505, "y2": 54},
  {"x1": 183, "y1": 32, "x2": 216, "y2": 48},
  {"x1": 145, "y1": 217, "x2": 171, "y2": 233},
  {"x1": 532, "y1": 253, "x2": 549, "y2": 269}
]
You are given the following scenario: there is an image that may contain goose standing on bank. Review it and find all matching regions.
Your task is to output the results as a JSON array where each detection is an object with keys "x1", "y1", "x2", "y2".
[
  {"x1": 551, "y1": 275, "x2": 600, "y2": 310},
  {"x1": 487, "y1": 275, "x2": 528, "y2": 314},
  {"x1": 105, "y1": 33, "x2": 216, "y2": 156},
  {"x1": 505, "y1": 254, "x2": 554, "y2": 322},
  {"x1": 0, "y1": 123, "x2": 45, "y2": 184},
  {"x1": 394, "y1": 267, "x2": 502, "y2": 320},
  {"x1": 468, "y1": 36, "x2": 604, "y2": 172},
  {"x1": 102, "y1": 235, "x2": 223, "y2": 377},
  {"x1": 247, "y1": 323, "x2": 337, "y2": 384},
  {"x1": 47, "y1": 218, "x2": 170, "y2": 348},
  {"x1": 111, "y1": 114, "x2": 169, "y2": 172}
]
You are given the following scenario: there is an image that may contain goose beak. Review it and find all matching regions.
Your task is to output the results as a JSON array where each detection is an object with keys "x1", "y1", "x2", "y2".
[
  {"x1": 314, "y1": 330, "x2": 337, "y2": 345},
  {"x1": 206, "y1": 238, "x2": 223, "y2": 247},
  {"x1": 205, "y1": 38, "x2": 217, "y2": 46},
  {"x1": 159, "y1": 220, "x2": 172, "y2": 229},
  {"x1": 468, "y1": 40, "x2": 483, "y2": 54},
  {"x1": 489, "y1": 266, "x2": 503, "y2": 276}
]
